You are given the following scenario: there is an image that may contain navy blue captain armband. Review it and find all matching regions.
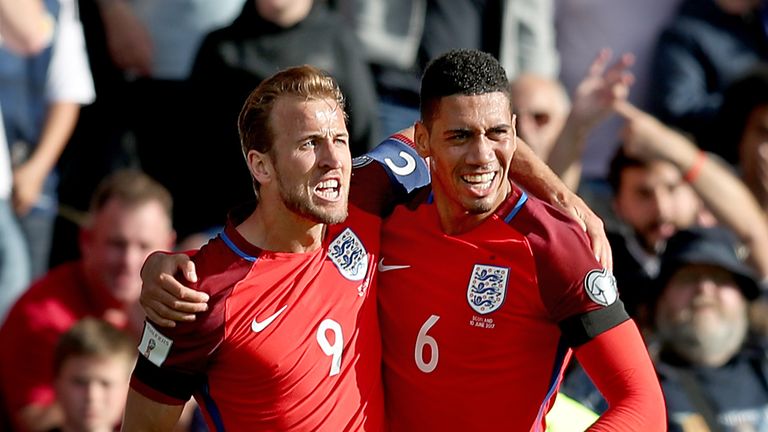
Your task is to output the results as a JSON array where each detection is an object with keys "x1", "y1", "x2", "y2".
[{"x1": 353, "y1": 134, "x2": 431, "y2": 194}]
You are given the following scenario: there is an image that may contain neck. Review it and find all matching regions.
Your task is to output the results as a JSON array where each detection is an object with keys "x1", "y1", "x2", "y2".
[{"x1": 238, "y1": 200, "x2": 326, "y2": 253}]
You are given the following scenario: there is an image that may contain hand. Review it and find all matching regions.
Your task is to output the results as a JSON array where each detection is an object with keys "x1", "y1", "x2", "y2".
[
  {"x1": 11, "y1": 160, "x2": 47, "y2": 215},
  {"x1": 99, "y1": 0, "x2": 152, "y2": 76},
  {"x1": 556, "y1": 193, "x2": 613, "y2": 271},
  {"x1": 570, "y1": 49, "x2": 635, "y2": 129},
  {"x1": 140, "y1": 252, "x2": 207, "y2": 328}
]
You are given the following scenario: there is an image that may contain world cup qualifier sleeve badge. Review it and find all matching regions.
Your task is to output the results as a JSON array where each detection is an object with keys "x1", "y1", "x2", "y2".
[
  {"x1": 584, "y1": 268, "x2": 619, "y2": 306},
  {"x1": 328, "y1": 228, "x2": 368, "y2": 281},
  {"x1": 467, "y1": 264, "x2": 509, "y2": 314}
]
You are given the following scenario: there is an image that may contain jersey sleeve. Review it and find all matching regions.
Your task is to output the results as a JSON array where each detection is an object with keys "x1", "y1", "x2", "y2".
[
  {"x1": 350, "y1": 133, "x2": 431, "y2": 215},
  {"x1": 130, "y1": 242, "x2": 243, "y2": 405},
  {"x1": 573, "y1": 320, "x2": 666, "y2": 431},
  {"x1": 513, "y1": 195, "x2": 629, "y2": 347}
]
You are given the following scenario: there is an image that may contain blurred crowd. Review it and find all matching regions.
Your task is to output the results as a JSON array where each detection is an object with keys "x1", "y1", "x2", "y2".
[{"x1": 2, "y1": 0, "x2": 768, "y2": 431}]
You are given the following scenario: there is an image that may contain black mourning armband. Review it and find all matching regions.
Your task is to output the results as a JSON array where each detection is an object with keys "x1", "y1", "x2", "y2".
[
  {"x1": 133, "y1": 354, "x2": 203, "y2": 402},
  {"x1": 558, "y1": 301, "x2": 630, "y2": 348}
]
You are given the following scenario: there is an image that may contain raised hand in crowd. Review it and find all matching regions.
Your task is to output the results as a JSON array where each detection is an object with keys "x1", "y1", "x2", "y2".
[{"x1": 548, "y1": 49, "x2": 635, "y2": 191}]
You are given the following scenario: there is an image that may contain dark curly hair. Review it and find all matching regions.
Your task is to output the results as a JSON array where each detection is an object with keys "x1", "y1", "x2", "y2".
[{"x1": 420, "y1": 49, "x2": 510, "y2": 127}]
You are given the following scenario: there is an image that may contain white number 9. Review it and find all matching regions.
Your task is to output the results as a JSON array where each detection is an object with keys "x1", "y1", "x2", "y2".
[
  {"x1": 316, "y1": 319, "x2": 343, "y2": 376},
  {"x1": 415, "y1": 315, "x2": 440, "y2": 373}
]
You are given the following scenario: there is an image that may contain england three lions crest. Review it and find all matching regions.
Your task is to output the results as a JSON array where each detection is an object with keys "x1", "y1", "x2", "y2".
[
  {"x1": 467, "y1": 264, "x2": 509, "y2": 314},
  {"x1": 328, "y1": 228, "x2": 368, "y2": 281}
]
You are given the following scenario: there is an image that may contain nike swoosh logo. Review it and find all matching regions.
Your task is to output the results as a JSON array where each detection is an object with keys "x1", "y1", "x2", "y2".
[
  {"x1": 251, "y1": 305, "x2": 288, "y2": 333},
  {"x1": 377, "y1": 258, "x2": 411, "y2": 272}
]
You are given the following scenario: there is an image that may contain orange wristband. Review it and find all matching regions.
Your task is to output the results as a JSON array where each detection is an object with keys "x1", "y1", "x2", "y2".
[{"x1": 683, "y1": 150, "x2": 707, "y2": 183}]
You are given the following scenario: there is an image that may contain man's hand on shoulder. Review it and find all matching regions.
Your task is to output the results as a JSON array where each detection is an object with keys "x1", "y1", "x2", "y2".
[{"x1": 140, "y1": 252, "x2": 207, "y2": 328}]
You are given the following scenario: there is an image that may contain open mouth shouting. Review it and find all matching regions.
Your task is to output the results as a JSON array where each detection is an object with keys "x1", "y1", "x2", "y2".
[{"x1": 314, "y1": 178, "x2": 342, "y2": 201}]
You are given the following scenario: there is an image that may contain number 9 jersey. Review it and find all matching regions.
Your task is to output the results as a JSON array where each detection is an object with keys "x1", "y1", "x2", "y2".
[
  {"x1": 129, "y1": 133, "x2": 429, "y2": 431},
  {"x1": 130, "y1": 203, "x2": 384, "y2": 431}
]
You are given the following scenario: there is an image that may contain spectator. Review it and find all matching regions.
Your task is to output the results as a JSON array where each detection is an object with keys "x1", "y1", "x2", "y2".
[
  {"x1": 607, "y1": 102, "x2": 768, "y2": 326},
  {"x1": 0, "y1": 0, "x2": 55, "y2": 329},
  {"x1": 561, "y1": 108, "x2": 768, "y2": 415},
  {"x1": 49, "y1": 0, "x2": 244, "y2": 265},
  {"x1": 180, "y1": 0, "x2": 381, "y2": 235},
  {"x1": 715, "y1": 64, "x2": 768, "y2": 210},
  {"x1": 334, "y1": 0, "x2": 559, "y2": 138},
  {"x1": 544, "y1": 49, "x2": 634, "y2": 199},
  {"x1": 0, "y1": 0, "x2": 95, "y2": 279},
  {"x1": 509, "y1": 73, "x2": 570, "y2": 160},
  {"x1": 650, "y1": 0, "x2": 768, "y2": 145},
  {"x1": 0, "y1": 169, "x2": 175, "y2": 432},
  {"x1": 53, "y1": 317, "x2": 136, "y2": 432},
  {"x1": 555, "y1": 0, "x2": 682, "y2": 210},
  {"x1": 653, "y1": 226, "x2": 768, "y2": 432}
]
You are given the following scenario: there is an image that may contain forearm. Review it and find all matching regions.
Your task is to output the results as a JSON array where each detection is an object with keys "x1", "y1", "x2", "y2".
[
  {"x1": 512, "y1": 139, "x2": 572, "y2": 206},
  {"x1": 0, "y1": 0, "x2": 53, "y2": 54},
  {"x1": 660, "y1": 131, "x2": 768, "y2": 277},
  {"x1": 545, "y1": 115, "x2": 592, "y2": 191},
  {"x1": 574, "y1": 320, "x2": 666, "y2": 431},
  {"x1": 27, "y1": 102, "x2": 80, "y2": 175},
  {"x1": 692, "y1": 158, "x2": 768, "y2": 277},
  {"x1": 122, "y1": 389, "x2": 184, "y2": 432}
]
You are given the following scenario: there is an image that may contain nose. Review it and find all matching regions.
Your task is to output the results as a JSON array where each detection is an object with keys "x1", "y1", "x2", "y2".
[
  {"x1": 85, "y1": 381, "x2": 101, "y2": 404},
  {"x1": 651, "y1": 187, "x2": 675, "y2": 220},
  {"x1": 465, "y1": 135, "x2": 495, "y2": 166},
  {"x1": 318, "y1": 138, "x2": 346, "y2": 170},
  {"x1": 692, "y1": 276, "x2": 719, "y2": 297}
]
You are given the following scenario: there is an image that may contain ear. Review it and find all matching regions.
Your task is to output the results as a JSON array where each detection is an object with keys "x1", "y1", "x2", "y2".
[
  {"x1": 247, "y1": 149, "x2": 274, "y2": 187},
  {"x1": 414, "y1": 121, "x2": 431, "y2": 159}
]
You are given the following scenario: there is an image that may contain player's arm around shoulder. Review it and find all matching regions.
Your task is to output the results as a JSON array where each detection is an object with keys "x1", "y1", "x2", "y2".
[
  {"x1": 351, "y1": 127, "x2": 431, "y2": 214},
  {"x1": 122, "y1": 388, "x2": 184, "y2": 432},
  {"x1": 573, "y1": 319, "x2": 666, "y2": 431}
]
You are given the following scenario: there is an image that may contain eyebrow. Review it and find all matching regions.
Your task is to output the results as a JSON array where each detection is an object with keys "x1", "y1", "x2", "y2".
[
  {"x1": 296, "y1": 130, "x2": 350, "y2": 141},
  {"x1": 444, "y1": 123, "x2": 513, "y2": 133}
]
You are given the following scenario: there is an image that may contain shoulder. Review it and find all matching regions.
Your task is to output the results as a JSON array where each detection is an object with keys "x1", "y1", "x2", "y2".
[
  {"x1": 510, "y1": 193, "x2": 593, "y2": 260},
  {"x1": 351, "y1": 134, "x2": 430, "y2": 216},
  {"x1": 190, "y1": 233, "x2": 256, "y2": 297},
  {"x1": 5, "y1": 262, "x2": 84, "y2": 318}
]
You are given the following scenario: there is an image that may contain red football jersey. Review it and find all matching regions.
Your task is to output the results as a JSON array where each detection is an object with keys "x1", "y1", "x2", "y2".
[
  {"x1": 378, "y1": 186, "x2": 628, "y2": 431},
  {"x1": 131, "y1": 205, "x2": 385, "y2": 432}
]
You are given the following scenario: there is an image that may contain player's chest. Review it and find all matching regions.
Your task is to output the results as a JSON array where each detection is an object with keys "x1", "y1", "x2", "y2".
[
  {"x1": 218, "y1": 243, "x2": 378, "y2": 366},
  {"x1": 378, "y1": 222, "x2": 558, "y2": 346}
]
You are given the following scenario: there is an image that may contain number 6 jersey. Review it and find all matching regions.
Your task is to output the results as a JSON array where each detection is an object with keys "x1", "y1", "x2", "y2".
[{"x1": 377, "y1": 185, "x2": 629, "y2": 431}]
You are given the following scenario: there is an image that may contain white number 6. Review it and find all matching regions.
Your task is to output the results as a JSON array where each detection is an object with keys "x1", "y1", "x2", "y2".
[
  {"x1": 316, "y1": 319, "x2": 343, "y2": 376},
  {"x1": 415, "y1": 315, "x2": 440, "y2": 373}
]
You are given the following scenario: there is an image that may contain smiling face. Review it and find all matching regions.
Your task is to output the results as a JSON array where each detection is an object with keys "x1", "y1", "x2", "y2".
[
  {"x1": 80, "y1": 198, "x2": 175, "y2": 306},
  {"x1": 254, "y1": 96, "x2": 351, "y2": 225},
  {"x1": 415, "y1": 92, "x2": 516, "y2": 232},
  {"x1": 655, "y1": 264, "x2": 748, "y2": 366}
]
